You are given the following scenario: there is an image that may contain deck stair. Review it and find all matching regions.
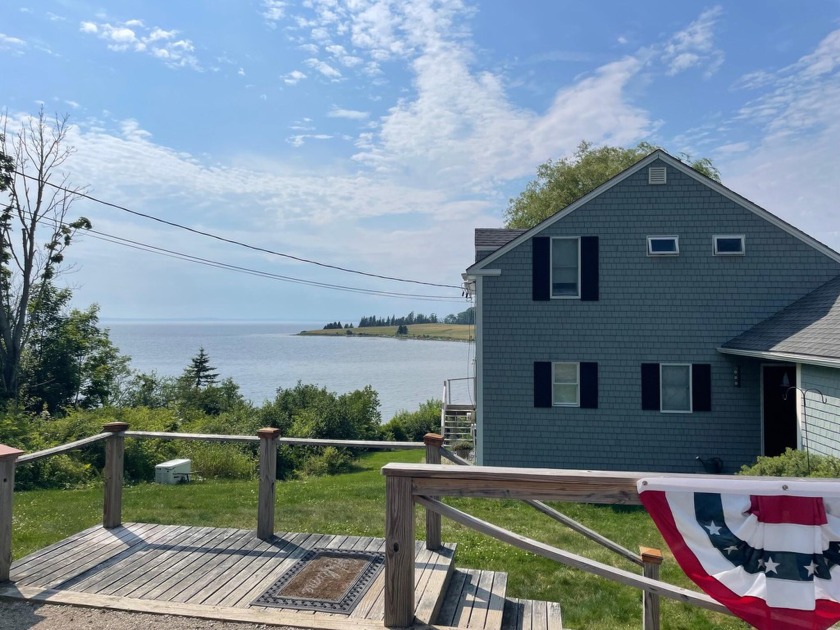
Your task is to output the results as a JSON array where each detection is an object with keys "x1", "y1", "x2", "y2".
[{"x1": 435, "y1": 568, "x2": 564, "y2": 630}]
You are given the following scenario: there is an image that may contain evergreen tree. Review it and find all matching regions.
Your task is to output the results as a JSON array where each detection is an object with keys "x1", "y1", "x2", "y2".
[{"x1": 185, "y1": 347, "x2": 218, "y2": 389}]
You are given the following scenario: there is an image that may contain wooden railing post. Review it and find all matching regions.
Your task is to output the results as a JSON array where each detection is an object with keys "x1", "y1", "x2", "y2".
[
  {"x1": 385, "y1": 473, "x2": 415, "y2": 627},
  {"x1": 640, "y1": 546, "x2": 663, "y2": 630},
  {"x1": 257, "y1": 427, "x2": 280, "y2": 540},
  {"x1": 1, "y1": 445, "x2": 24, "y2": 582},
  {"x1": 103, "y1": 422, "x2": 129, "y2": 529},
  {"x1": 423, "y1": 433, "x2": 444, "y2": 550}
]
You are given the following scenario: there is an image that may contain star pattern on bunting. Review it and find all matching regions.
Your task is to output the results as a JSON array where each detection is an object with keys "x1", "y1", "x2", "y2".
[{"x1": 705, "y1": 521, "x2": 722, "y2": 535}]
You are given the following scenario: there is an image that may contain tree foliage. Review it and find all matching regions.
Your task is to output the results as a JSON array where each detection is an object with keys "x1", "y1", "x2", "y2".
[
  {"x1": 20, "y1": 283, "x2": 129, "y2": 414},
  {"x1": 183, "y1": 347, "x2": 218, "y2": 389},
  {"x1": 0, "y1": 110, "x2": 91, "y2": 401},
  {"x1": 504, "y1": 141, "x2": 721, "y2": 229}
]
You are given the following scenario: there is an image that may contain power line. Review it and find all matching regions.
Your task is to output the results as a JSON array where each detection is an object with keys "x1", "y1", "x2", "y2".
[
  {"x1": 15, "y1": 170, "x2": 463, "y2": 290},
  {"x1": 38, "y1": 215, "x2": 465, "y2": 302}
]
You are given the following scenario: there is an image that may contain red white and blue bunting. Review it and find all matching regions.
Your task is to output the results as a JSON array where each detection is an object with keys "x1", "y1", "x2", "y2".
[{"x1": 638, "y1": 477, "x2": 840, "y2": 630}]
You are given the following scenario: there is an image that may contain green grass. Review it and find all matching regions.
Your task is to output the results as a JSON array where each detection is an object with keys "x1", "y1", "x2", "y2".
[
  {"x1": 12, "y1": 449, "x2": 745, "y2": 629},
  {"x1": 299, "y1": 323, "x2": 473, "y2": 342}
]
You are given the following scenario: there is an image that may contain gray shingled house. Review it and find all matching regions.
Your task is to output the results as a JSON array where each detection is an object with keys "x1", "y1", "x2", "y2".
[{"x1": 464, "y1": 149, "x2": 840, "y2": 473}]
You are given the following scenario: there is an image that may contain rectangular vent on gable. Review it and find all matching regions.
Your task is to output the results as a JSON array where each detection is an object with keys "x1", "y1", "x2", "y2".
[{"x1": 648, "y1": 166, "x2": 667, "y2": 185}]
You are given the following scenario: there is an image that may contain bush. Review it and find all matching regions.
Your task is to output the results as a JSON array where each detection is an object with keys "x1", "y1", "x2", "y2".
[
  {"x1": 301, "y1": 446, "x2": 354, "y2": 477},
  {"x1": 178, "y1": 442, "x2": 256, "y2": 480},
  {"x1": 739, "y1": 448, "x2": 840, "y2": 478},
  {"x1": 381, "y1": 399, "x2": 442, "y2": 441}
]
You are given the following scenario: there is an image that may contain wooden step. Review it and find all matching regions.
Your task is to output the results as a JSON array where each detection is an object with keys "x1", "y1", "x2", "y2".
[
  {"x1": 434, "y1": 569, "x2": 507, "y2": 630},
  {"x1": 502, "y1": 597, "x2": 564, "y2": 630}
]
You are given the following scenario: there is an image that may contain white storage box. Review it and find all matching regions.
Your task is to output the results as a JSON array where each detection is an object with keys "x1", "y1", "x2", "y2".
[{"x1": 154, "y1": 458, "x2": 192, "y2": 484}]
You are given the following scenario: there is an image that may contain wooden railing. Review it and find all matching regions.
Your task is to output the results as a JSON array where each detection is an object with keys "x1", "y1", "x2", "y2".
[
  {"x1": 0, "y1": 423, "x2": 426, "y2": 583},
  {"x1": 382, "y1": 462, "x2": 734, "y2": 629}
]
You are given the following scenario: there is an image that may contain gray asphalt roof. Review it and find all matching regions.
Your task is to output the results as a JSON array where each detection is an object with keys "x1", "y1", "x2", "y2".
[
  {"x1": 722, "y1": 274, "x2": 840, "y2": 360},
  {"x1": 475, "y1": 228, "x2": 527, "y2": 249}
]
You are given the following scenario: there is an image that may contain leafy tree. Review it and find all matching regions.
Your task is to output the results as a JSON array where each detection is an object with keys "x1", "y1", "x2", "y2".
[
  {"x1": 20, "y1": 284, "x2": 129, "y2": 414},
  {"x1": 0, "y1": 110, "x2": 91, "y2": 401},
  {"x1": 184, "y1": 347, "x2": 218, "y2": 389},
  {"x1": 381, "y1": 399, "x2": 442, "y2": 441},
  {"x1": 504, "y1": 141, "x2": 721, "y2": 229}
]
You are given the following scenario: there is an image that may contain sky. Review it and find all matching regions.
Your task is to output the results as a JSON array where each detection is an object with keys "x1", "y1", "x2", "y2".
[{"x1": 1, "y1": 0, "x2": 839, "y2": 323}]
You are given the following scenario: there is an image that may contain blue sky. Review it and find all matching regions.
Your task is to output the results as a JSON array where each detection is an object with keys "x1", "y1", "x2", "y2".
[{"x1": 1, "y1": 1, "x2": 839, "y2": 323}]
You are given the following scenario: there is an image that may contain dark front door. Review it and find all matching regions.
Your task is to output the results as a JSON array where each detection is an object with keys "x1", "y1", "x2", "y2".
[{"x1": 763, "y1": 365, "x2": 797, "y2": 456}]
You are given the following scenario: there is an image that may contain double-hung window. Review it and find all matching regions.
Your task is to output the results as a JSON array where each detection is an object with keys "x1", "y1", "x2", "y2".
[
  {"x1": 641, "y1": 363, "x2": 711, "y2": 412},
  {"x1": 660, "y1": 364, "x2": 691, "y2": 412},
  {"x1": 551, "y1": 238, "x2": 579, "y2": 298},
  {"x1": 553, "y1": 362, "x2": 579, "y2": 406}
]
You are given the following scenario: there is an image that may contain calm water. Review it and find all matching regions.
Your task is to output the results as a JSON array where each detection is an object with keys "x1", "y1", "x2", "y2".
[{"x1": 105, "y1": 322, "x2": 474, "y2": 421}]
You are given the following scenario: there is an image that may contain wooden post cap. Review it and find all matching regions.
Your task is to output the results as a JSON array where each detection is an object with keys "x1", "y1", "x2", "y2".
[
  {"x1": 423, "y1": 433, "x2": 444, "y2": 447},
  {"x1": 0, "y1": 444, "x2": 24, "y2": 460},
  {"x1": 257, "y1": 427, "x2": 281, "y2": 439},
  {"x1": 102, "y1": 422, "x2": 130, "y2": 433},
  {"x1": 639, "y1": 546, "x2": 664, "y2": 565}
]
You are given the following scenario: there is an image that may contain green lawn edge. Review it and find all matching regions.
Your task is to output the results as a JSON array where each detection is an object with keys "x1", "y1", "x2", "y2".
[{"x1": 299, "y1": 323, "x2": 473, "y2": 342}]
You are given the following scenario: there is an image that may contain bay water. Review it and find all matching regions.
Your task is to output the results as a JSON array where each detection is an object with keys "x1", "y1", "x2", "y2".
[{"x1": 105, "y1": 321, "x2": 474, "y2": 422}]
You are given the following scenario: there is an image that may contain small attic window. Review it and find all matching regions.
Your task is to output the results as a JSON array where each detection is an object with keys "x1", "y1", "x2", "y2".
[
  {"x1": 714, "y1": 235, "x2": 745, "y2": 256},
  {"x1": 647, "y1": 236, "x2": 679, "y2": 256},
  {"x1": 648, "y1": 167, "x2": 667, "y2": 185}
]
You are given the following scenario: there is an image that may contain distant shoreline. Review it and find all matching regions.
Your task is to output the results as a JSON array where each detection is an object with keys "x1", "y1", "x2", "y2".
[{"x1": 298, "y1": 323, "x2": 472, "y2": 342}]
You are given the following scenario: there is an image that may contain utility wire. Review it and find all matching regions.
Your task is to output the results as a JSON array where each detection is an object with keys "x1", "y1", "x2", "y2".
[
  {"x1": 38, "y1": 215, "x2": 465, "y2": 302},
  {"x1": 15, "y1": 170, "x2": 463, "y2": 290}
]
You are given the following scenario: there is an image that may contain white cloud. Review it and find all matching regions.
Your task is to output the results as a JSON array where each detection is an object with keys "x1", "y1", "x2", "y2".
[
  {"x1": 287, "y1": 133, "x2": 333, "y2": 147},
  {"x1": 79, "y1": 18, "x2": 201, "y2": 70},
  {"x1": 283, "y1": 69, "x2": 307, "y2": 85},
  {"x1": 262, "y1": 0, "x2": 286, "y2": 27},
  {"x1": 305, "y1": 57, "x2": 342, "y2": 79},
  {"x1": 662, "y1": 6, "x2": 724, "y2": 77},
  {"x1": 328, "y1": 107, "x2": 369, "y2": 120},
  {"x1": 719, "y1": 28, "x2": 840, "y2": 249},
  {"x1": 0, "y1": 33, "x2": 27, "y2": 52}
]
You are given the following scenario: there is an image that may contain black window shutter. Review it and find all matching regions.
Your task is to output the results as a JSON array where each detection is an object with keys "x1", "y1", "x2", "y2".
[
  {"x1": 580, "y1": 362, "x2": 598, "y2": 409},
  {"x1": 534, "y1": 362, "x2": 552, "y2": 408},
  {"x1": 692, "y1": 364, "x2": 712, "y2": 412},
  {"x1": 641, "y1": 363, "x2": 660, "y2": 410},
  {"x1": 580, "y1": 236, "x2": 599, "y2": 301},
  {"x1": 532, "y1": 237, "x2": 550, "y2": 301}
]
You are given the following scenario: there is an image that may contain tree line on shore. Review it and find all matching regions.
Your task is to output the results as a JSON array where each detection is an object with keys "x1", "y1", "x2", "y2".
[{"x1": 323, "y1": 307, "x2": 474, "y2": 330}]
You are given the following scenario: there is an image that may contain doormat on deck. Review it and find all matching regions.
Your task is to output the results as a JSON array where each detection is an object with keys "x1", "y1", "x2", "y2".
[{"x1": 251, "y1": 548, "x2": 385, "y2": 614}]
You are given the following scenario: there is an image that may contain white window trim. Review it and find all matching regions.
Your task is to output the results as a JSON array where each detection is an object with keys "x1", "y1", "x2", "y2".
[
  {"x1": 550, "y1": 237, "x2": 581, "y2": 299},
  {"x1": 660, "y1": 363, "x2": 692, "y2": 413},
  {"x1": 552, "y1": 362, "x2": 580, "y2": 407},
  {"x1": 647, "y1": 236, "x2": 680, "y2": 256},
  {"x1": 713, "y1": 234, "x2": 746, "y2": 256}
]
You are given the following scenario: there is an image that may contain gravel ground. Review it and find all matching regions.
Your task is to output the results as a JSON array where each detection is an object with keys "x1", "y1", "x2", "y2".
[{"x1": 0, "y1": 601, "x2": 299, "y2": 630}]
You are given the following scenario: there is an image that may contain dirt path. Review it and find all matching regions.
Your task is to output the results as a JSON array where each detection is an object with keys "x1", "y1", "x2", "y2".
[{"x1": 0, "y1": 601, "x2": 297, "y2": 630}]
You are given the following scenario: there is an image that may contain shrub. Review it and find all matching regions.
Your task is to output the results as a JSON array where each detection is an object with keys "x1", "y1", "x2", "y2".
[
  {"x1": 301, "y1": 446, "x2": 354, "y2": 477},
  {"x1": 739, "y1": 448, "x2": 840, "y2": 478},
  {"x1": 381, "y1": 399, "x2": 442, "y2": 441},
  {"x1": 178, "y1": 442, "x2": 256, "y2": 480}
]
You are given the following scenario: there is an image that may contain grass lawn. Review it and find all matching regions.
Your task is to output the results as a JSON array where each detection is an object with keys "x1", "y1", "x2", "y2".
[
  {"x1": 299, "y1": 323, "x2": 473, "y2": 342},
  {"x1": 11, "y1": 449, "x2": 745, "y2": 629}
]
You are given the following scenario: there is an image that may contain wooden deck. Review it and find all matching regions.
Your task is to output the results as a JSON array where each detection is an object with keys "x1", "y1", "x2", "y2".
[
  {"x1": 1, "y1": 524, "x2": 453, "y2": 629},
  {"x1": 1, "y1": 524, "x2": 564, "y2": 630}
]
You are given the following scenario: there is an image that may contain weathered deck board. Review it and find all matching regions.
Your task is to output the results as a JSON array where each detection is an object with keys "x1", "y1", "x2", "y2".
[
  {"x1": 501, "y1": 598, "x2": 564, "y2": 630},
  {"x1": 6, "y1": 524, "x2": 559, "y2": 630}
]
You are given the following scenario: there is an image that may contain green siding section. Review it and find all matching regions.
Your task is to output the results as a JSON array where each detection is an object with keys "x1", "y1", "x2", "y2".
[{"x1": 479, "y1": 160, "x2": 840, "y2": 473}]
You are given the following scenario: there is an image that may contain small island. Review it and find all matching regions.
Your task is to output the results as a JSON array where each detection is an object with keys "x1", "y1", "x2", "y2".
[{"x1": 299, "y1": 308, "x2": 474, "y2": 342}]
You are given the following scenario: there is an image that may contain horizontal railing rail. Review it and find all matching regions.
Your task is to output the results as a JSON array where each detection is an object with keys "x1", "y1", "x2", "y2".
[
  {"x1": 0, "y1": 423, "x2": 429, "y2": 585},
  {"x1": 16, "y1": 433, "x2": 111, "y2": 464},
  {"x1": 382, "y1": 462, "x2": 741, "y2": 629}
]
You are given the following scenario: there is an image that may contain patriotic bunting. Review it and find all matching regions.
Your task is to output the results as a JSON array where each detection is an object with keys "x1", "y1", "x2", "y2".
[{"x1": 638, "y1": 477, "x2": 840, "y2": 630}]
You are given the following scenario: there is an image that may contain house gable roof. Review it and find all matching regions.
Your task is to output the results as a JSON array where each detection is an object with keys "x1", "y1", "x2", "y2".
[
  {"x1": 475, "y1": 228, "x2": 527, "y2": 249},
  {"x1": 466, "y1": 149, "x2": 840, "y2": 273},
  {"x1": 720, "y1": 274, "x2": 840, "y2": 364}
]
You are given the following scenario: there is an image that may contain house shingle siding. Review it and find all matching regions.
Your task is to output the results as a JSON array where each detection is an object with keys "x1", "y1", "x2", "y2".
[
  {"x1": 478, "y1": 159, "x2": 840, "y2": 473},
  {"x1": 800, "y1": 365, "x2": 840, "y2": 459}
]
